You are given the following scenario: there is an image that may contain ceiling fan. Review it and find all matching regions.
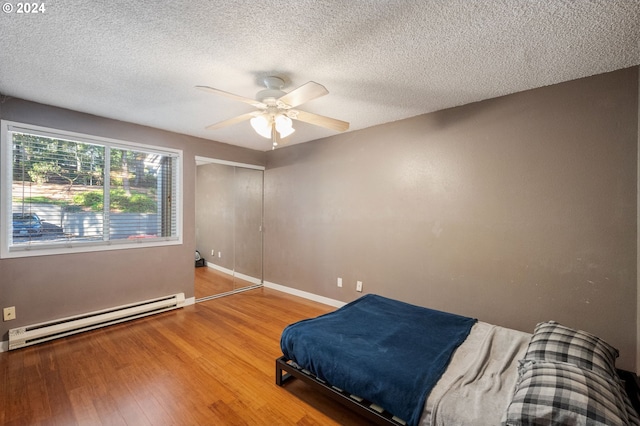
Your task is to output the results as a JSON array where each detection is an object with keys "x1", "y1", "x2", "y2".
[{"x1": 196, "y1": 76, "x2": 349, "y2": 148}]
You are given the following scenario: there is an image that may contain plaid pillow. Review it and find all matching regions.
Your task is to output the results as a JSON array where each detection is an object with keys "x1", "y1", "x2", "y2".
[
  {"x1": 524, "y1": 321, "x2": 618, "y2": 378},
  {"x1": 504, "y1": 361, "x2": 640, "y2": 426}
]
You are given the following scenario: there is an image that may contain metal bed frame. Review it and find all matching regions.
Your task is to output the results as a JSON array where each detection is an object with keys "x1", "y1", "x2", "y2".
[{"x1": 275, "y1": 356, "x2": 406, "y2": 425}]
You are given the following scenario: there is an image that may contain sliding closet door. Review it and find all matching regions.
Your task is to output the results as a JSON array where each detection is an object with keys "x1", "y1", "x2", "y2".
[
  {"x1": 233, "y1": 167, "x2": 263, "y2": 289},
  {"x1": 195, "y1": 160, "x2": 264, "y2": 299}
]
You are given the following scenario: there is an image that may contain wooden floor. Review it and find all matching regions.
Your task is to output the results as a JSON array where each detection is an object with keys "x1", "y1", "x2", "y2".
[
  {"x1": 194, "y1": 266, "x2": 256, "y2": 299},
  {"x1": 0, "y1": 288, "x2": 371, "y2": 425}
]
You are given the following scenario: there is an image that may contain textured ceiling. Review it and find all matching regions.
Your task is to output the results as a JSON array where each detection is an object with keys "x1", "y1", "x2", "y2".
[{"x1": 1, "y1": 1, "x2": 639, "y2": 151}]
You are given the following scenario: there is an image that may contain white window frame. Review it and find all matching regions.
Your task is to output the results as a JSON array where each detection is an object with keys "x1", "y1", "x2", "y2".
[{"x1": 1, "y1": 120, "x2": 183, "y2": 258}]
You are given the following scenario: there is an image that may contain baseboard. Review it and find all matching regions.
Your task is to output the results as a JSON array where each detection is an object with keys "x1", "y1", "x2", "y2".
[
  {"x1": 263, "y1": 281, "x2": 346, "y2": 308},
  {"x1": 205, "y1": 262, "x2": 262, "y2": 285},
  {"x1": 184, "y1": 296, "x2": 196, "y2": 306},
  {"x1": 0, "y1": 340, "x2": 8, "y2": 352},
  {"x1": 206, "y1": 261, "x2": 234, "y2": 276},
  {"x1": 234, "y1": 271, "x2": 262, "y2": 285}
]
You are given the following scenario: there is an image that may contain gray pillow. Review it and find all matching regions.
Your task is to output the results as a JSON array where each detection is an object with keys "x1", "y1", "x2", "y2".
[
  {"x1": 523, "y1": 321, "x2": 618, "y2": 378},
  {"x1": 504, "y1": 360, "x2": 639, "y2": 426}
]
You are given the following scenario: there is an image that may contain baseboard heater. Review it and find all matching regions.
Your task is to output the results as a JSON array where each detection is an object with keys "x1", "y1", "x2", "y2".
[{"x1": 8, "y1": 293, "x2": 185, "y2": 350}]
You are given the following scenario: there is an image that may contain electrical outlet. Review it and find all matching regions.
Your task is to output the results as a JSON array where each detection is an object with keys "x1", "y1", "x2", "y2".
[
  {"x1": 3, "y1": 306, "x2": 16, "y2": 321},
  {"x1": 337, "y1": 277, "x2": 343, "y2": 288},
  {"x1": 211, "y1": 249, "x2": 215, "y2": 256},
  {"x1": 356, "y1": 281, "x2": 363, "y2": 292},
  {"x1": 218, "y1": 251, "x2": 222, "y2": 258}
]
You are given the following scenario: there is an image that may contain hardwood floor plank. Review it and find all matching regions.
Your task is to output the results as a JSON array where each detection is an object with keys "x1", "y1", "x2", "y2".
[
  {"x1": 69, "y1": 385, "x2": 104, "y2": 425},
  {"x1": 121, "y1": 367, "x2": 180, "y2": 425},
  {"x1": 0, "y1": 287, "x2": 373, "y2": 425},
  {"x1": 96, "y1": 364, "x2": 152, "y2": 426}
]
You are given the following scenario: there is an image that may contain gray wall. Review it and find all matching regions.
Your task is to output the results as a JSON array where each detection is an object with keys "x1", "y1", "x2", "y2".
[
  {"x1": 0, "y1": 98, "x2": 265, "y2": 341},
  {"x1": 264, "y1": 67, "x2": 639, "y2": 370}
]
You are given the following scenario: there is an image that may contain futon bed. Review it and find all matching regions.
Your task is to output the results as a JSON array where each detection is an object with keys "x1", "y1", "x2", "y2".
[{"x1": 276, "y1": 294, "x2": 640, "y2": 426}]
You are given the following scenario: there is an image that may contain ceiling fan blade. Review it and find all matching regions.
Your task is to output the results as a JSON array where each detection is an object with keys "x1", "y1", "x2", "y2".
[
  {"x1": 196, "y1": 86, "x2": 266, "y2": 109},
  {"x1": 290, "y1": 110, "x2": 350, "y2": 132},
  {"x1": 205, "y1": 112, "x2": 257, "y2": 130},
  {"x1": 278, "y1": 81, "x2": 329, "y2": 108}
]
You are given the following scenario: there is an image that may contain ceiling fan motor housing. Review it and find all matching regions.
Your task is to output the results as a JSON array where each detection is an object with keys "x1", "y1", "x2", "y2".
[
  {"x1": 256, "y1": 89, "x2": 286, "y2": 105},
  {"x1": 256, "y1": 76, "x2": 287, "y2": 105}
]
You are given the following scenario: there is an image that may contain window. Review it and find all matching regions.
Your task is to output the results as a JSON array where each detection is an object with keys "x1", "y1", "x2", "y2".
[{"x1": 1, "y1": 121, "x2": 182, "y2": 258}]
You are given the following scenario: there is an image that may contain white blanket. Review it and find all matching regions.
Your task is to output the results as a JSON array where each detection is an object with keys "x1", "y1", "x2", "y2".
[{"x1": 420, "y1": 322, "x2": 531, "y2": 425}]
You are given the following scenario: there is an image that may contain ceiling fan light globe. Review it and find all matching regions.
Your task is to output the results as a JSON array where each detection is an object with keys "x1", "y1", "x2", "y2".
[
  {"x1": 255, "y1": 127, "x2": 272, "y2": 139},
  {"x1": 278, "y1": 126, "x2": 295, "y2": 138},
  {"x1": 250, "y1": 115, "x2": 272, "y2": 139},
  {"x1": 275, "y1": 114, "x2": 292, "y2": 128},
  {"x1": 275, "y1": 115, "x2": 295, "y2": 138}
]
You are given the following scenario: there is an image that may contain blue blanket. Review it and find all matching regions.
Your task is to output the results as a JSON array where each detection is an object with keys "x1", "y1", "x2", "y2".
[{"x1": 280, "y1": 294, "x2": 476, "y2": 426}]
